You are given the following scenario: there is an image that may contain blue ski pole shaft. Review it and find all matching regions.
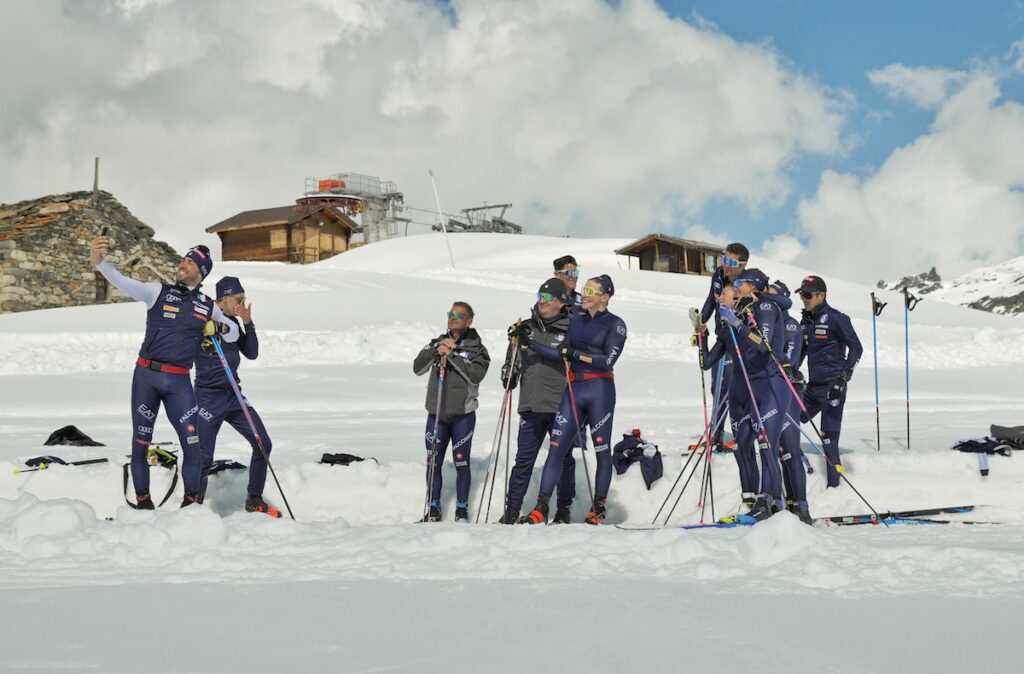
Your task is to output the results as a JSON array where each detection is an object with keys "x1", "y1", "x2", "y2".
[
  {"x1": 871, "y1": 293, "x2": 882, "y2": 452},
  {"x1": 211, "y1": 336, "x2": 295, "y2": 521}
]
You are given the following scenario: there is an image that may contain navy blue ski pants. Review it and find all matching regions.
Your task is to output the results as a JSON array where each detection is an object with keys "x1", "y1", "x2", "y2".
[
  {"x1": 730, "y1": 375, "x2": 787, "y2": 501},
  {"x1": 802, "y1": 381, "x2": 846, "y2": 487},
  {"x1": 506, "y1": 411, "x2": 576, "y2": 511},
  {"x1": 130, "y1": 365, "x2": 201, "y2": 494},
  {"x1": 727, "y1": 377, "x2": 758, "y2": 496},
  {"x1": 196, "y1": 387, "x2": 272, "y2": 502},
  {"x1": 710, "y1": 358, "x2": 733, "y2": 443},
  {"x1": 425, "y1": 411, "x2": 475, "y2": 507},
  {"x1": 540, "y1": 377, "x2": 615, "y2": 501}
]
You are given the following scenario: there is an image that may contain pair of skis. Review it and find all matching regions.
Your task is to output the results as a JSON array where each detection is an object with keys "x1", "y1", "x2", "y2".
[{"x1": 617, "y1": 505, "x2": 983, "y2": 530}]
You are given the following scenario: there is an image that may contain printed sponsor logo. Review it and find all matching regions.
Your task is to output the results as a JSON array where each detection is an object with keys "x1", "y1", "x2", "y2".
[
  {"x1": 192, "y1": 313, "x2": 207, "y2": 321},
  {"x1": 186, "y1": 435, "x2": 199, "y2": 445},
  {"x1": 187, "y1": 423, "x2": 195, "y2": 434},
  {"x1": 760, "y1": 408, "x2": 778, "y2": 423},
  {"x1": 595, "y1": 444, "x2": 609, "y2": 452},
  {"x1": 162, "y1": 305, "x2": 179, "y2": 313},
  {"x1": 137, "y1": 404, "x2": 156, "y2": 421},
  {"x1": 820, "y1": 314, "x2": 829, "y2": 323},
  {"x1": 454, "y1": 452, "x2": 463, "y2": 461},
  {"x1": 616, "y1": 325, "x2": 626, "y2": 336},
  {"x1": 137, "y1": 425, "x2": 153, "y2": 434},
  {"x1": 135, "y1": 438, "x2": 151, "y2": 446},
  {"x1": 761, "y1": 302, "x2": 772, "y2": 311},
  {"x1": 179, "y1": 405, "x2": 198, "y2": 424},
  {"x1": 555, "y1": 334, "x2": 565, "y2": 342},
  {"x1": 163, "y1": 313, "x2": 177, "y2": 319},
  {"x1": 555, "y1": 411, "x2": 568, "y2": 426},
  {"x1": 198, "y1": 408, "x2": 214, "y2": 421},
  {"x1": 595, "y1": 435, "x2": 604, "y2": 444},
  {"x1": 193, "y1": 303, "x2": 209, "y2": 316},
  {"x1": 551, "y1": 441, "x2": 560, "y2": 448},
  {"x1": 592, "y1": 412, "x2": 612, "y2": 432},
  {"x1": 164, "y1": 294, "x2": 182, "y2": 303},
  {"x1": 189, "y1": 247, "x2": 207, "y2": 260},
  {"x1": 458, "y1": 351, "x2": 469, "y2": 359},
  {"x1": 452, "y1": 432, "x2": 473, "y2": 449},
  {"x1": 551, "y1": 429, "x2": 563, "y2": 437}
]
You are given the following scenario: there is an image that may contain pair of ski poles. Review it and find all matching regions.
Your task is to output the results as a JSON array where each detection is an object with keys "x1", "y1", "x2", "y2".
[{"x1": 870, "y1": 288, "x2": 919, "y2": 451}]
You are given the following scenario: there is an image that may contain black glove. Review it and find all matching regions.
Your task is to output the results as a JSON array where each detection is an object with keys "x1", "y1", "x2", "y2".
[
  {"x1": 828, "y1": 378, "x2": 846, "y2": 407},
  {"x1": 559, "y1": 344, "x2": 577, "y2": 361},
  {"x1": 800, "y1": 309, "x2": 814, "y2": 325},
  {"x1": 500, "y1": 363, "x2": 519, "y2": 390},
  {"x1": 790, "y1": 368, "x2": 807, "y2": 394},
  {"x1": 507, "y1": 322, "x2": 532, "y2": 341}
]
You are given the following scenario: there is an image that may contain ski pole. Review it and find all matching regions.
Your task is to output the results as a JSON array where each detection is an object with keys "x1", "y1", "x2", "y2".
[
  {"x1": 742, "y1": 317, "x2": 887, "y2": 524},
  {"x1": 483, "y1": 389, "x2": 515, "y2": 523},
  {"x1": 870, "y1": 293, "x2": 886, "y2": 452},
  {"x1": 13, "y1": 457, "x2": 109, "y2": 475},
  {"x1": 693, "y1": 316, "x2": 715, "y2": 521},
  {"x1": 726, "y1": 323, "x2": 775, "y2": 495},
  {"x1": 902, "y1": 287, "x2": 920, "y2": 450},
  {"x1": 563, "y1": 360, "x2": 594, "y2": 504},
  {"x1": 476, "y1": 335, "x2": 520, "y2": 522},
  {"x1": 424, "y1": 353, "x2": 448, "y2": 520},
  {"x1": 210, "y1": 336, "x2": 295, "y2": 521}
]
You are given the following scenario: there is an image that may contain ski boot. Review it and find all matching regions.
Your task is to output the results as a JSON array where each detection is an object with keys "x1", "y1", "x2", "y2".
[
  {"x1": 520, "y1": 493, "x2": 550, "y2": 524},
  {"x1": 135, "y1": 490, "x2": 155, "y2": 510},
  {"x1": 498, "y1": 506, "x2": 520, "y2": 525},
  {"x1": 180, "y1": 490, "x2": 200, "y2": 508},
  {"x1": 785, "y1": 499, "x2": 796, "y2": 514},
  {"x1": 718, "y1": 494, "x2": 757, "y2": 524},
  {"x1": 793, "y1": 500, "x2": 813, "y2": 526},
  {"x1": 454, "y1": 503, "x2": 469, "y2": 523},
  {"x1": 552, "y1": 502, "x2": 572, "y2": 525},
  {"x1": 419, "y1": 500, "x2": 442, "y2": 523},
  {"x1": 585, "y1": 498, "x2": 607, "y2": 525},
  {"x1": 734, "y1": 495, "x2": 774, "y2": 524},
  {"x1": 245, "y1": 495, "x2": 282, "y2": 518}
]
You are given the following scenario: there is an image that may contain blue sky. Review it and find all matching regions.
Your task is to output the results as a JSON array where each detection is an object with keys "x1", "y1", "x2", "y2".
[{"x1": 659, "y1": 0, "x2": 1024, "y2": 249}]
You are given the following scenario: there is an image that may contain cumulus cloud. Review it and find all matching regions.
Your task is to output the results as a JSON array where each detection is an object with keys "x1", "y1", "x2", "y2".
[
  {"x1": 0, "y1": 0, "x2": 845, "y2": 252},
  {"x1": 790, "y1": 73, "x2": 1024, "y2": 282},
  {"x1": 868, "y1": 64, "x2": 969, "y2": 109}
]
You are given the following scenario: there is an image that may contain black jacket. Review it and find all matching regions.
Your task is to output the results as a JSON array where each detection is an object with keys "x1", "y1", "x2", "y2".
[
  {"x1": 413, "y1": 328, "x2": 490, "y2": 418},
  {"x1": 502, "y1": 305, "x2": 571, "y2": 414}
]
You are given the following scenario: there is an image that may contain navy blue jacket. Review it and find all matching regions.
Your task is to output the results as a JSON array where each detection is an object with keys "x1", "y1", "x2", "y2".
[
  {"x1": 729, "y1": 295, "x2": 787, "y2": 379},
  {"x1": 531, "y1": 308, "x2": 627, "y2": 375},
  {"x1": 700, "y1": 267, "x2": 728, "y2": 324},
  {"x1": 195, "y1": 317, "x2": 258, "y2": 388},
  {"x1": 800, "y1": 301, "x2": 862, "y2": 384},
  {"x1": 140, "y1": 283, "x2": 216, "y2": 369}
]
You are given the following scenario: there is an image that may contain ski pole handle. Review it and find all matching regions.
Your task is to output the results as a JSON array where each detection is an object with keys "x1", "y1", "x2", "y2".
[
  {"x1": 871, "y1": 292, "x2": 887, "y2": 317},
  {"x1": 903, "y1": 287, "x2": 921, "y2": 311}
]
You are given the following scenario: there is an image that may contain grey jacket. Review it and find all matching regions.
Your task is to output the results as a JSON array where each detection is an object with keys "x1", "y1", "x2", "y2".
[
  {"x1": 502, "y1": 305, "x2": 571, "y2": 414},
  {"x1": 413, "y1": 328, "x2": 490, "y2": 419}
]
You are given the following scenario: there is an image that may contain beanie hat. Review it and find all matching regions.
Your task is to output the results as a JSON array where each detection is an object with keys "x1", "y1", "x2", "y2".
[
  {"x1": 538, "y1": 277, "x2": 569, "y2": 304},
  {"x1": 215, "y1": 276, "x2": 244, "y2": 300},
  {"x1": 770, "y1": 280, "x2": 791, "y2": 298},
  {"x1": 185, "y1": 245, "x2": 213, "y2": 279}
]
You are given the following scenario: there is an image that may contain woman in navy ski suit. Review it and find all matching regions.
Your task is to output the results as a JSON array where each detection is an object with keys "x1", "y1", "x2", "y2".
[{"x1": 523, "y1": 274, "x2": 626, "y2": 525}]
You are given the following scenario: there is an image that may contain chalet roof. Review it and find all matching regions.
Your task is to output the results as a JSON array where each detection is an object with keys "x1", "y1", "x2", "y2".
[
  {"x1": 614, "y1": 233, "x2": 723, "y2": 256},
  {"x1": 206, "y1": 204, "x2": 356, "y2": 233}
]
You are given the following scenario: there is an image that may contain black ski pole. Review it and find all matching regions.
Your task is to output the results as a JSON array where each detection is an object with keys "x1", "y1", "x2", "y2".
[
  {"x1": 424, "y1": 353, "x2": 448, "y2": 520},
  {"x1": 902, "y1": 287, "x2": 920, "y2": 449},
  {"x1": 483, "y1": 392, "x2": 514, "y2": 523},
  {"x1": 563, "y1": 360, "x2": 594, "y2": 504},
  {"x1": 211, "y1": 336, "x2": 295, "y2": 521},
  {"x1": 870, "y1": 293, "x2": 887, "y2": 452},
  {"x1": 13, "y1": 457, "x2": 109, "y2": 475},
  {"x1": 743, "y1": 315, "x2": 888, "y2": 524},
  {"x1": 478, "y1": 334, "x2": 521, "y2": 522}
]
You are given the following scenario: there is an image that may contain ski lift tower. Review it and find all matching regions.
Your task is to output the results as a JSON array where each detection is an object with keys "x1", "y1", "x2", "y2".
[{"x1": 298, "y1": 173, "x2": 405, "y2": 244}]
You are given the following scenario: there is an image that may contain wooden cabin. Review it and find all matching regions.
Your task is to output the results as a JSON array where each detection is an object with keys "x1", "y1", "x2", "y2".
[
  {"x1": 615, "y1": 234, "x2": 721, "y2": 276},
  {"x1": 206, "y1": 204, "x2": 356, "y2": 264}
]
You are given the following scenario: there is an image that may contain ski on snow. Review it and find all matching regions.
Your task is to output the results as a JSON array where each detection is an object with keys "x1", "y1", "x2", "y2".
[{"x1": 614, "y1": 505, "x2": 980, "y2": 531}]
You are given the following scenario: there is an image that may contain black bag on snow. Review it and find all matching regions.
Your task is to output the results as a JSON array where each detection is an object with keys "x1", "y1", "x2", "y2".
[
  {"x1": 951, "y1": 438, "x2": 1013, "y2": 456},
  {"x1": 44, "y1": 425, "x2": 105, "y2": 447},
  {"x1": 319, "y1": 453, "x2": 377, "y2": 466},
  {"x1": 990, "y1": 425, "x2": 1024, "y2": 450}
]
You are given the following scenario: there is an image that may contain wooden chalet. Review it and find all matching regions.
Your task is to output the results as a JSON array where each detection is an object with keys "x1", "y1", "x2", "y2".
[
  {"x1": 615, "y1": 234, "x2": 721, "y2": 276},
  {"x1": 206, "y1": 203, "x2": 356, "y2": 264}
]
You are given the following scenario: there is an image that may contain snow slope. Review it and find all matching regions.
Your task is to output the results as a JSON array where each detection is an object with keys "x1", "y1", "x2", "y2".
[{"x1": 1, "y1": 233, "x2": 1023, "y2": 673}]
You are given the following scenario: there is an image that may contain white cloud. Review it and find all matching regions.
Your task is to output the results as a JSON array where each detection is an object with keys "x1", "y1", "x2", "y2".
[
  {"x1": 760, "y1": 234, "x2": 805, "y2": 263},
  {"x1": 0, "y1": 0, "x2": 846, "y2": 253},
  {"x1": 679, "y1": 223, "x2": 728, "y2": 246},
  {"x1": 789, "y1": 74, "x2": 1024, "y2": 282},
  {"x1": 868, "y1": 63, "x2": 969, "y2": 109}
]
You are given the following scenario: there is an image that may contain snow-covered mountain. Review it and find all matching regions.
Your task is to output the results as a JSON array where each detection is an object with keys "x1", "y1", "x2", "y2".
[{"x1": 879, "y1": 257, "x2": 1024, "y2": 315}]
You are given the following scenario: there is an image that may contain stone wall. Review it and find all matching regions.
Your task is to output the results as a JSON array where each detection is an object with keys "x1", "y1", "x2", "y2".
[{"x1": 0, "y1": 191, "x2": 180, "y2": 314}]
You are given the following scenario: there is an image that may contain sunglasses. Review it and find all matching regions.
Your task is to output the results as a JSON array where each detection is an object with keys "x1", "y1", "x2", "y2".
[
  {"x1": 722, "y1": 256, "x2": 743, "y2": 268},
  {"x1": 448, "y1": 310, "x2": 469, "y2": 320},
  {"x1": 557, "y1": 268, "x2": 580, "y2": 278},
  {"x1": 581, "y1": 286, "x2": 606, "y2": 297},
  {"x1": 537, "y1": 292, "x2": 560, "y2": 303},
  {"x1": 799, "y1": 290, "x2": 816, "y2": 300},
  {"x1": 732, "y1": 279, "x2": 745, "y2": 289}
]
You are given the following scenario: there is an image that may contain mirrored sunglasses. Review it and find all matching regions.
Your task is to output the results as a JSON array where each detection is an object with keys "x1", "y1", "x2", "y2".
[
  {"x1": 582, "y1": 286, "x2": 604, "y2": 297},
  {"x1": 537, "y1": 292, "x2": 559, "y2": 303},
  {"x1": 722, "y1": 256, "x2": 742, "y2": 268},
  {"x1": 448, "y1": 310, "x2": 468, "y2": 320},
  {"x1": 557, "y1": 268, "x2": 580, "y2": 278},
  {"x1": 799, "y1": 290, "x2": 815, "y2": 300}
]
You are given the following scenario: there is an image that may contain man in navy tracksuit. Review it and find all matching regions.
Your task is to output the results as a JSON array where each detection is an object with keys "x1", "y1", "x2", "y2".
[
  {"x1": 553, "y1": 254, "x2": 583, "y2": 308},
  {"x1": 89, "y1": 236, "x2": 239, "y2": 509},
  {"x1": 766, "y1": 281, "x2": 811, "y2": 524},
  {"x1": 499, "y1": 278, "x2": 577, "y2": 524},
  {"x1": 413, "y1": 302, "x2": 491, "y2": 523},
  {"x1": 523, "y1": 274, "x2": 626, "y2": 525},
  {"x1": 193, "y1": 277, "x2": 279, "y2": 517},
  {"x1": 699, "y1": 243, "x2": 748, "y2": 451},
  {"x1": 798, "y1": 275, "x2": 863, "y2": 488},
  {"x1": 718, "y1": 269, "x2": 790, "y2": 521}
]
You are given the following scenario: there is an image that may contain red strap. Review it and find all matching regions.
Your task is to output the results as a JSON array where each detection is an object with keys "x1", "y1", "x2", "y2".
[
  {"x1": 136, "y1": 357, "x2": 191, "y2": 375},
  {"x1": 568, "y1": 371, "x2": 614, "y2": 383}
]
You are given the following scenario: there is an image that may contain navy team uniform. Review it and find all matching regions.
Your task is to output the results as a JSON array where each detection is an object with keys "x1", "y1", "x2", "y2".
[
  {"x1": 95, "y1": 246, "x2": 239, "y2": 507},
  {"x1": 800, "y1": 294, "x2": 863, "y2": 488},
  {"x1": 194, "y1": 277, "x2": 271, "y2": 505},
  {"x1": 527, "y1": 275, "x2": 626, "y2": 524},
  {"x1": 767, "y1": 288, "x2": 809, "y2": 514}
]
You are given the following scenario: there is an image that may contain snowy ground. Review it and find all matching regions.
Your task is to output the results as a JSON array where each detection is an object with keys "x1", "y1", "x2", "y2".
[{"x1": 1, "y1": 233, "x2": 1023, "y2": 672}]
